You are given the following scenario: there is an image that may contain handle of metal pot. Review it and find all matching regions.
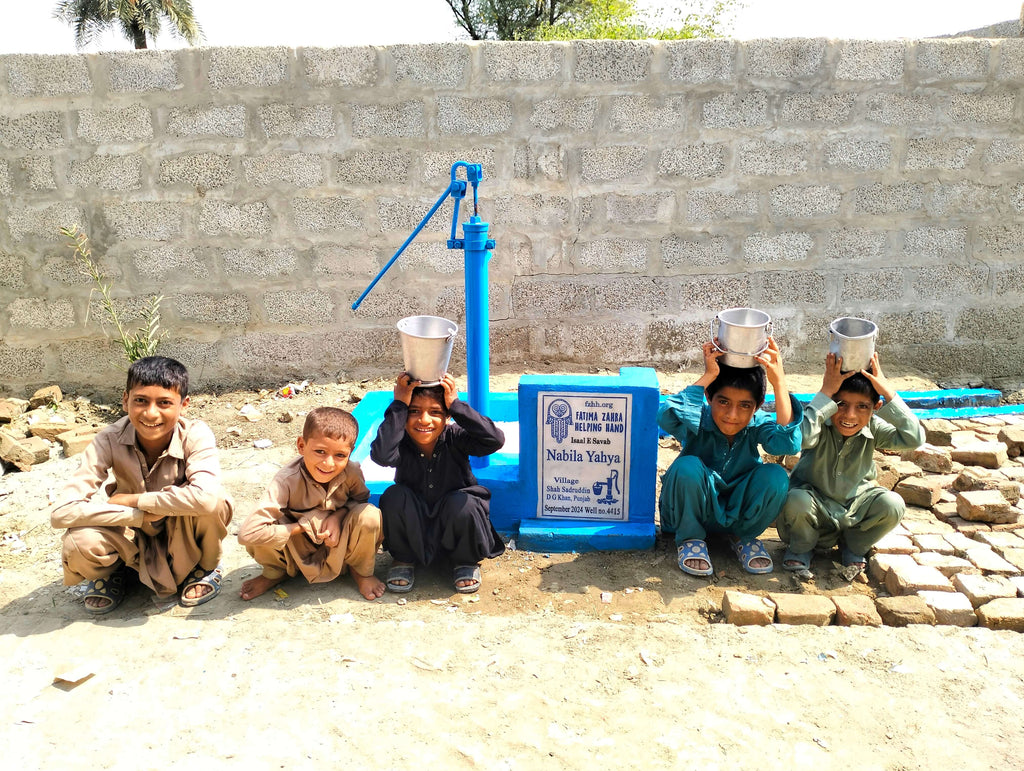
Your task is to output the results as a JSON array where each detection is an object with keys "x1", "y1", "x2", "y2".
[{"x1": 710, "y1": 316, "x2": 722, "y2": 351}]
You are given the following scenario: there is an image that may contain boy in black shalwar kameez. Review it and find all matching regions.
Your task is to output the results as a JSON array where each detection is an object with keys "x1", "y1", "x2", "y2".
[{"x1": 370, "y1": 372, "x2": 505, "y2": 594}]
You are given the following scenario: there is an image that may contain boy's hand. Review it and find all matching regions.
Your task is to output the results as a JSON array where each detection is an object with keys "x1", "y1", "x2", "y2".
[
  {"x1": 108, "y1": 493, "x2": 140, "y2": 508},
  {"x1": 394, "y1": 372, "x2": 419, "y2": 405},
  {"x1": 320, "y1": 512, "x2": 343, "y2": 548},
  {"x1": 440, "y1": 373, "x2": 458, "y2": 409},
  {"x1": 694, "y1": 341, "x2": 724, "y2": 388},
  {"x1": 756, "y1": 336, "x2": 786, "y2": 390},
  {"x1": 861, "y1": 352, "x2": 895, "y2": 402},
  {"x1": 821, "y1": 352, "x2": 857, "y2": 397}
]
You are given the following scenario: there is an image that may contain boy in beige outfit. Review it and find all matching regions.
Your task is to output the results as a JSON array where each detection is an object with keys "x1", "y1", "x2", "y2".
[
  {"x1": 51, "y1": 356, "x2": 234, "y2": 615},
  {"x1": 238, "y1": 407, "x2": 384, "y2": 601}
]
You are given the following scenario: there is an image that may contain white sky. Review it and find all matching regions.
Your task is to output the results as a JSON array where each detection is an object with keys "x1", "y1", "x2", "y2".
[{"x1": 0, "y1": 1, "x2": 1020, "y2": 54}]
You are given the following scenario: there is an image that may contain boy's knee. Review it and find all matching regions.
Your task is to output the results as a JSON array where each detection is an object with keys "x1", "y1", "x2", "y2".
[
  {"x1": 781, "y1": 488, "x2": 815, "y2": 526},
  {"x1": 868, "y1": 490, "x2": 905, "y2": 526},
  {"x1": 350, "y1": 503, "x2": 383, "y2": 533},
  {"x1": 380, "y1": 484, "x2": 412, "y2": 512},
  {"x1": 666, "y1": 454, "x2": 708, "y2": 486},
  {"x1": 754, "y1": 462, "x2": 789, "y2": 492}
]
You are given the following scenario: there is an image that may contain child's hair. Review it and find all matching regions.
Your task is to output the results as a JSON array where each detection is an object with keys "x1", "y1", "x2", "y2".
[
  {"x1": 706, "y1": 363, "x2": 767, "y2": 407},
  {"x1": 835, "y1": 372, "x2": 880, "y2": 404},
  {"x1": 302, "y1": 407, "x2": 359, "y2": 444},
  {"x1": 125, "y1": 356, "x2": 189, "y2": 399},
  {"x1": 411, "y1": 384, "x2": 448, "y2": 414}
]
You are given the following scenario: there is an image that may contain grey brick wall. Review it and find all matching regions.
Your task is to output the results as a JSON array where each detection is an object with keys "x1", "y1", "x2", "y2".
[{"x1": 1, "y1": 39, "x2": 1023, "y2": 392}]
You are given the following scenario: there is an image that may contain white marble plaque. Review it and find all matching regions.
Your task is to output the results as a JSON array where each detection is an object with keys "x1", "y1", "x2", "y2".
[{"x1": 537, "y1": 392, "x2": 631, "y2": 520}]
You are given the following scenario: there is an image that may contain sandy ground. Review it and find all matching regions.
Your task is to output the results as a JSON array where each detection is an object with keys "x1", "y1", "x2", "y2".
[{"x1": 3, "y1": 365, "x2": 1024, "y2": 769}]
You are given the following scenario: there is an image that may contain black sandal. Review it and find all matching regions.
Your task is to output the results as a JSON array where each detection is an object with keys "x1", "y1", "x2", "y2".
[{"x1": 83, "y1": 565, "x2": 128, "y2": 616}]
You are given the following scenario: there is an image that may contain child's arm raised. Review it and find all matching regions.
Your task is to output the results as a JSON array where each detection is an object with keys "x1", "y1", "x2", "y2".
[
  {"x1": 448, "y1": 376, "x2": 505, "y2": 456},
  {"x1": 658, "y1": 342, "x2": 719, "y2": 440},
  {"x1": 861, "y1": 353, "x2": 926, "y2": 450},
  {"x1": 756, "y1": 337, "x2": 793, "y2": 426},
  {"x1": 370, "y1": 373, "x2": 415, "y2": 467}
]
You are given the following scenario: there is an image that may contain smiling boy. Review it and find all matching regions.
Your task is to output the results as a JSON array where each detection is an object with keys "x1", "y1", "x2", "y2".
[
  {"x1": 237, "y1": 407, "x2": 384, "y2": 601},
  {"x1": 658, "y1": 338, "x2": 802, "y2": 576},
  {"x1": 778, "y1": 352, "x2": 925, "y2": 572},
  {"x1": 50, "y1": 356, "x2": 233, "y2": 615}
]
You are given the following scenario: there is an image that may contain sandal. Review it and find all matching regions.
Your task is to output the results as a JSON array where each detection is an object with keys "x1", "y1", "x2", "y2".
[
  {"x1": 83, "y1": 565, "x2": 128, "y2": 616},
  {"x1": 676, "y1": 539, "x2": 713, "y2": 577},
  {"x1": 386, "y1": 563, "x2": 415, "y2": 594},
  {"x1": 732, "y1": 538, "x2": 774, "y2": 574},
  {"x1": 179, "y1": 564, "x2": 223, "y2": 607},
  {"x1": 840, "y1": 545, "x2": 867, "y2": 571},
  {"x1": 782, "y1": 548, "x2": 813, "y2": 572},
  {"x1": 454, "y1": 564, "x2": 481, "y2": 594}
]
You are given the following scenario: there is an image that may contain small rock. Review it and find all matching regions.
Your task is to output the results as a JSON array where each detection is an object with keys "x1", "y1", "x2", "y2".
[
  {"x1": 253, "y1": 439, "x2": 273, "y2": 449},
  {"x1": 29, "y1": 385, "x2": 63, "y2": 409},
  {"x1": 278, "y1": 411, "x2": 296, "y2": 424}
]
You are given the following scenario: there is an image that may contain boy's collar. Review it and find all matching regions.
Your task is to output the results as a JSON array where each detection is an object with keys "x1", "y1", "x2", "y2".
[{"x1": 117, "y1": 415, "x2": 186, "y2": 459}]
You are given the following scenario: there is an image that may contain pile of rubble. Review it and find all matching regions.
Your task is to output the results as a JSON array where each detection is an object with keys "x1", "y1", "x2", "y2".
[
  {"x1": 0, "y1": 386, "x2": 106, "y2": 472},
  {"x1": 727, "y1": 415, "x2": 1024, "y2": 631}
]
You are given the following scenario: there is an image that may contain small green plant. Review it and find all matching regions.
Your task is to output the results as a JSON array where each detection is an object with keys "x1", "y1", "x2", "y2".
[{"x1": 60, "y1": 224, "x2": 166, "y2": 363}]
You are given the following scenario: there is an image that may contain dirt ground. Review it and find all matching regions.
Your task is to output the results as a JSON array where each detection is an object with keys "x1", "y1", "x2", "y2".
[{"x1": 2, "y1": 365, "x2": 1024, "y2": 769}]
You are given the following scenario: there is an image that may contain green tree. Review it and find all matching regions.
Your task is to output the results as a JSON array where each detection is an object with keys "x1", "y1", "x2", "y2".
[
  {"x1": 442, "y1": 0, "x2": 587, "y2": 40},
  {"x1": 534, "y1": 0, "x2": 739, "y2": 40},
  {"x1": 53, "y1": 0, "x2": 202, "y2": 50}
]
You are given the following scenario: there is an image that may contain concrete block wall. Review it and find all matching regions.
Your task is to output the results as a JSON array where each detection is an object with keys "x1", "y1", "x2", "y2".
[{"x1": 1, "y1": 39, "x2": 1023, "y2": 393}]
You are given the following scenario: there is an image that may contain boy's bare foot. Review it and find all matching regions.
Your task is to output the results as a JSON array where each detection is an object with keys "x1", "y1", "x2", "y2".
[
  {"x1": 239, "y1": 574, "x2": 284, "y2": 601},
  {"x1": 352, "y1": 570, "x2": 386, "y2": 600}
]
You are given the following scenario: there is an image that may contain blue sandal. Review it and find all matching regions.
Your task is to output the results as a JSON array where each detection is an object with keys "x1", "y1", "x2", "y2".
[
  {"x1": 179, "y1": 564, "x2": 223, "y2": 607},
  {"x1": 677, "y1": 539, "x2": 714, "y2": 577},
  {"x1": 732, "y1": 538, "x2": 774, "y2": 574}
]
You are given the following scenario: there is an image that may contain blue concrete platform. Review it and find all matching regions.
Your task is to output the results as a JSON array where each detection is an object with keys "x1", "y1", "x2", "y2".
[{"x1": 517, "y1": 519, "x2": 656, "y2": 552}]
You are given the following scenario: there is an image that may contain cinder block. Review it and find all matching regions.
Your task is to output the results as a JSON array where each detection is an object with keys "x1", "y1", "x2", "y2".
[
  {"x1": 222, "y1": 248, "x2": 298, "y2": 278},
  {"x1": 263, "y1": 289, "x2": 335, "y2": 325},
  {"x1": 722, "y1": 590, "x2": 774, "y2": 625},
  {"x1": 7, "y1": 298, "x2": 75, "y2": 329},
  {"x1": 133, "y1": 246, "x2": 209, "y2": 279},
  {"x1": 350, "y1": 102, "x2": 425, "y2": 138},
  {"x1": 6, "y1": 202, "x2": 83, "y2": 241},
  {"x1": 76, "y1": 104, "x2": 152, "y2": 143},
  {"x1": 574, "y1": 40, "x2": 651, "y2": 82},
  {"x1": 106, "y1": 201, "x2": 185, "y2": 240},
  {"x1": 68, "y1": 154, "x2": 142, "y2": 190},
  {"x1": 665, "y1": 39, "x2": 736, "y2": 82},
  {"x1": 677, "y1": 274, "x2": 751, "y2": 312},
  {"x1": 660, "y1": 234, "x2": 730, "y2": 270},
  {"x1": 780, "y1": 92, "x2": 855, "y2": 124},
  {"x1": 916, "y1": 40, "x2": 991, "y2": 79},
  {"x1": 0, "y1": 160, "x2": 10, "y2": 194},
  {"x1": 243, "y1": 154, "x2": 323, "y2": 187},
  {"x1": 0, "y1": 111, "x2": 64, "y2": 150},
  {"x1": 7, "y1": 54, "x2": 91, "y2": 96},
  {"x1": 258, "y1": 103, "x2": 335, "y2": 138},
  {"x1": 562, "y1": 323, "x2": 647, "y2": 363},
  {"x1": 687, "y1": 190, "x2": 758, "y2": 222},
  {"x1": 976, "y1": 598, "x2": 1024, "y2": 632},
  {"x1": 832, "y1": 595, "x2": 883, "y2": 626},
  {"x1": 917, "y1": 590, "x2": 978, "y2": 626},
  {"x1": 173, "y1": 294, "x2": 250, "y2": 325},
  {"x1": 948, "y1": 93, "x2": 1014, "y2": 124},
  {"x1": 742, "y1": 231, "x2": 814, "y2": 264},
  {"x1": 290, "y1": 197, "x2": 363, "y2": 233},
  {"x1": 609, "y1": 95, "x2": 685, "y2": 132},
  {"x1": 702, "y1": 91, "x2": 768, "y2": 128},
  {"x1": 768, "y1": 185, "x2": 840, "y2": 218},
  {"x1": 592, "y1": 277, "x2": 669, "y2": 313},
  {"x1": 483, "y1": 42, "x2": 563, "y2": 81},
  {"x1": 199, "y1": 200, "x2": 271, "y2": 237},
  {"x1": 768, "y1": 592, "x2": 835, "y2": 626},
  {"x1": 301, "y1": 46, "x2": 377, "y2": 86},
  {"x1": 392, "y1": 44, "x2": 469, "y2": 87},
  {"x1": 167, "y1": 105, "x2": 246, "y2": 138},
  {"x1": 854, "y1": 182, "x2": 923, "y2": 215},
  {"x1": 437, "y1": 96, "x2": 512, "y2": 136},
  {"x1": 952, "y1": 572, "x2": 1018, "y2": 607},
  {"x1": 980, "y1": 224, "x2": 1024, "y2": 259},
  {"x1": 841, "y1": 269, "x2": 906, "y2": 303},
  {"x1": 530, "y1": 98, "x2": 598, "y2": 132},
  {"x1": 825, "y1": 228, "x2": 888, "y2": 262},
  {"x1": 927, "y1": 182, "x2": 1001, "y2": 218},
  {"x1": 835, "y1": 41, "x2": 905, "y2": 81},
  {"x1": 492, "y1": 195, "x2": 572, "y2": 227},
  {"x1": 580, "y1": 146, "x2": 647, "y2": 182},
  {"x1": 756, "y1": 271, "x2": 826, "y2": 306},
  {"x1": 159, "y1": 153, "x2": 235, "y2": 189},
  {"x1": 107, "y1": 50, "x2": 180, "y2": 92},
  {"x1": 0, "y1": 345, "x2": 46, "y2": 380},
  {"x1": 657, "y1": 144, "x2": 725, "y2": 179},
  {"x1": 874, "y1": 596, "x2": 936, "y2": 626},
  {"x1": 208, "y1": 47, "x2": 289, "y2": 88},
  {"x1": 738, "y1": 141, "x2": 810, "y2": 176},
  {"x1": 334, "y1": 150, "x2": 411, "y2": 185},
  {"x1": 865, "y1": 92, "x2": 933, "y2": 125},
  {"x1": 983, "y1": 139, "x2": 1024, "y2": 168},
  {"x1": 905, "y1": 137, "x2": 975, "y2": 171},
  {"x1": 744, "y1": 39, "x2": 825, "y2": 78},
  {"x1": 422, "y1": 149, "x2": 497, "y2": 182},
  {"x1": 825, "y1": 138, "x2": 892, "y2": 170},
  {"x1": 955, "y1": 308, "x2": 1024, "y2": 343},
  {"x1": 577, "y1": 239, "x2": 648, "y2": 272}
]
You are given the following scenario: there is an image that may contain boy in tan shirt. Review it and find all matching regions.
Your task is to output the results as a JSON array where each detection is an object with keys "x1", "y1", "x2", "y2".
[
  {"x1": 51, "y1": 356, "x2": 234, "y2": 615},
  {"x1": 238, "y1": 407, "x2": 385, "y2": 601}
]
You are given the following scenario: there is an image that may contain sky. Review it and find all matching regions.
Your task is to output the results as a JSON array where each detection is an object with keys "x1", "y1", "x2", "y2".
[{"x1": 0, "y1": 1, "x2": 1020, "y2": 54}]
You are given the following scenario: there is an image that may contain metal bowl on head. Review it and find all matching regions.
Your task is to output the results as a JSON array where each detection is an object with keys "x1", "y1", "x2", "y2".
[
  {"x1": 711, "y1": 307, "x2": 772, "y2": 368},
  {"x1": 828, "y1": 316, "x2": 877, "y2": 373},
  {"x1": 397, "y1": 315, "x2": 458, "y2": 386}
]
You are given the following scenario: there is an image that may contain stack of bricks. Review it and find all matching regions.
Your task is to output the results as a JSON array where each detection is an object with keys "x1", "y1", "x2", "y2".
[
  {"x1": 725, "y1": 414, "x2": 1024, "y2": 631},
  {"x1": 0, "y1": 385, "x2": 100, "y2": 470}
]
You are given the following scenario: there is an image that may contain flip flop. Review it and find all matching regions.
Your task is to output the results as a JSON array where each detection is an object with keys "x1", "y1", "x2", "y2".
[
  {"x1": 840, "y1": 545, "x2": 867, "y2": 570},
  {"x1": 732, "y1": 538, "x2": 774, "y2": 574},
  {"x1": 83, "y1": 565, "x2": 128, "y2": 616},
  {"x1": 386, "y1": 564, "x2": 415, "y2": 594},
  {"x1": 782, "y1": 548, "x2": 813, "y2": 572},
  {"x1": 179, "y1": 564, "x2": 223, "y2": 607},
  {"x1": 453, "y1": 564, "x2": 481, "y2": 594},
  {"x1": 677, "y1": 539, "x2": 713, "y2": 577}
]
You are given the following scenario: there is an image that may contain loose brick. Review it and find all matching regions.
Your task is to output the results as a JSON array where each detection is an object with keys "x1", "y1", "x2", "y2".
[
  {"x1": 872, "y1": 532, "x2": 918, "y2": 554},
  {"x1": 875, "y1": 596, "x2": 936, "y2": 626},
  {"x1": 931, "y1": 501, "x2": 959, "y2": 521},
  {"x1": 912, "y1": 551, "x2": 975, "y2": 577},
  {"x1": 1009, "y1": 576, "x2": 1024, "y2": 597},
  {"x1": 998, "y1": 426, "x2": 1024, "y2": 457},
  {"x1": 0, "y1": 431, "x2": 50, "y2": 471},
  {"x1": 922, "y1": 418, "x2": 959, "y2": 446},
  {"x1": 767, "y1": 593, "x2": 836, "y2": 626},
  {"x1": 975, "y1": 598, "x2": 1024, "y2": 631},
  {"x1": 917, "y1": 590, "x2": 978, "y2": 626},
  {"x1": 901, "y1": 517, "x2": 953, "y2": 536},
  {"x1": 949, "y1": 430, "x2": 980, "y2": 447},
  {"x1": 28, "y1": 420, "x2": 74, "y2": 442},
  {"x1": 952, "y1": 573, "x2": 1018, "y2": 607},
  {"x1": 999, "y1": 548, "x2": 1024, "y2": 572},
  {"x1": 956, "y1": 489, "x2": 1016, "y2": 523},
  {"x1": 964, "y1": 547, "x2": 1019, "y2": 575},
  {"x1": 901, "y1": 444, "x2": 952, "y2": 473},
  {"x1": 885, "y1": 563, "x2": 954, "y2": 595},
  {"x1": 911, "y1": 534, "x2": 955, "y2": 554},
  {"x1": 951, "y1": 442, "x2": 1009, "y2": 469},
  {"x1": 0, "y1": 398, "x2": 29, "y2": 423},
  {"x1": 869, "y1": 552, "x2": 917, "y2": 582},
  {"x1": 721, "y1": 590, "x2": 774, "y2": 626},
  {"x1": 973, "y1": 530, "x2": 1024, "y2": 552},
  {"x1": 831, "y1": 595, "x2": 883, "y2": 627},
  {"x1": 894, "y1": 460, "x2": 924, "y2": 479},
  {"x1": 895, "y1": 476, "x2": 944, "y2": 507},
  {"x1": 945, "y1": 516, "x2": 991, "y2": 535},
  {"x1": 29, "y1": 385, "x2": 63, "y2": 408},
  {"x1": 57, "y1": 426, "x2": 100, "y2": 456}
]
